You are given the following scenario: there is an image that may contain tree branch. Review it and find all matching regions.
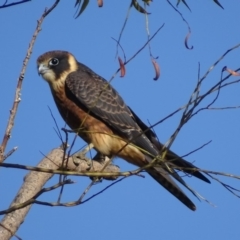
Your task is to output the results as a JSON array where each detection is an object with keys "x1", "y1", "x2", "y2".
[
  {"x1": 0, "y1": 147, "x2": 120, "y2": 238},
  {"x1": 0, "y1": 0, "x2": 31, "y2": 9},
  {"x1": 0, "y1": 0, "x2": 60, "y2": 163}
]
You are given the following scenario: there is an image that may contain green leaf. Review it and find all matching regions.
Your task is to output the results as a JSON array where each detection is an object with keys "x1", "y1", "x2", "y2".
[
  {"x1": 75, "y1": 0, "x2": 81, "y2": 7},
  {"x1": 176, "y1": 0, "x2": 223, "y2": 10},
  {"x1": 132, "y1": 0, "x2": 149, "y2": 14},
  {"x1": 213, "y1": 0, "x2": 224, "y2": 9},
  {"x1": 176, "y1": 0, "x2": 191, "y2": 11},
  {"x1": 142, "y1": 0, "x2": 152, "y2": 6},
  {"x1": 181, "y1": 0, "x2": 191, "y2": 11},
  {"x1": 75, "y1": 0, "x2": 89, "y2": 18}
]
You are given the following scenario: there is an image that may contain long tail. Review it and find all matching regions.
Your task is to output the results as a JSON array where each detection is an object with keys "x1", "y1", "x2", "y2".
[
  {"x1": 129, "y1": 106, "x2": 210, "y2": 184},
  {"x1": 151, "y1": 138, "x2": 210, "y2": 184},
  {"x1": 129, "y1": 107, "x2": 210, "y2": 210},
  {"x1": 147, "y1": 167, "x2": 197, "y2": 211}
]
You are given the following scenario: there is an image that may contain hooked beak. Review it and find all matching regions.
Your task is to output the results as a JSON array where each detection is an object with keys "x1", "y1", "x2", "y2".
[{"x1": 38, "y1": 64, "x2": 49, "y2": 76}]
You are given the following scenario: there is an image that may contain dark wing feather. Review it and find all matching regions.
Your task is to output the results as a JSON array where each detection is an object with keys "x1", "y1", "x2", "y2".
[
  {"x1": 129, "y1": 107, "x2": 210, "y2": 183},
  {"x1": 65, "y1": 62, "x2": 158, "y2": 157},
  {"x1": 65, "y1": 62, "x2": 208, "y2": 210}
]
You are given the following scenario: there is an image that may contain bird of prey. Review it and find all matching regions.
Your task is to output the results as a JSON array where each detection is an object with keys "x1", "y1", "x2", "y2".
[{"x1": 37, "y1": 50, "x2": 210, "y2": 211}]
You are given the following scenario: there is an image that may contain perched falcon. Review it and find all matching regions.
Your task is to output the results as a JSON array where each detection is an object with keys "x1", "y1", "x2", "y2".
[{"x1": 37, "y1": 50, "x2": 210, "y2": 211}]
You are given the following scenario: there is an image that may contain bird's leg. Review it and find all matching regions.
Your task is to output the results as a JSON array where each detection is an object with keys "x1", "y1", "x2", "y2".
[
  {"x1": 93, "y1": 153, "x2": 117, "y2": 169},
  {"x1": 92, "y1": 152, "x2": 106, "y2": 164},
  {"x1": 72, "y1": 143, "x2": 94, "y2": 170},
  {"x1": 89, "y1": 152, "x2": 109, "y2": 182},
  {"x1": 91, "y1": 154, "x2": 119, "y2": 181}
]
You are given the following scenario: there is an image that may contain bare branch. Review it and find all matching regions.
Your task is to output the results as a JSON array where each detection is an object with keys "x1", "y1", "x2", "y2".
[
  {"x1": 0, "y1": 179, "x2": 75, "y2": 215},
  {"x1": 0, "y1": 148, "x2": 63, "y2": 239},
  {"x1": 0, "y1": 147, "x2": 120, "y2": 238},
  {"x1": 115, "y1": 2, "x2": 132, "y2": 58},
  {"x1": 33, "y1": 177, "x2": 127, "y2": 207},
  {"x1": 0, "y1": 0, "x2": 30, "y2": 9},
  {"x1": 0, "y1": 0, "x2": 60, "y2": 163}
]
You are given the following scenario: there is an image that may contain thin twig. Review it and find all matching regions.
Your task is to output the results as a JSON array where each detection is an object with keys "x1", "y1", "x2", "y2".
[
  {"x1": 7, "y1": 177, "x2": 127, "y2": 209},
  {"x1": 0, "y1": 0, "x2": 60, "y2": 163},
  {"x1": 2, "y1": 147, "x2": 18, "y2": 161},
  {"x1": 0, "y1": 180, "x2": 74, "y2": 215},
  {"x1": 115, "y1": 2, "x2": 133, "y2": 58},
  {"x1": 0, "y1": 0, "x2": 30, "y2": 9}
]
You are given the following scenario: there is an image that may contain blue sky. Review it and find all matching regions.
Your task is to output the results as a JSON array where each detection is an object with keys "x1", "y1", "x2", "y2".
[{"x1": 1, "y1": 0, "x2": 240, "y2": 239}]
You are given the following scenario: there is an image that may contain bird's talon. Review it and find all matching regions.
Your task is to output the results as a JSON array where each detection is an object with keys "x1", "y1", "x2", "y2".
[{"x1": 72, "y1": 152, "x2": 92, "y2": 170}]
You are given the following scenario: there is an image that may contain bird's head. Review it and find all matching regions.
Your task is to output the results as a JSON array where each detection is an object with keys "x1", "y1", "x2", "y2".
[{"x1": 37, "y1": 50, "x2": 78, "y2": 90}]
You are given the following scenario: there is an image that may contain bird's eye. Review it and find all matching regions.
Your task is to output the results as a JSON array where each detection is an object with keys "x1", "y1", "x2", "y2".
[{"x1": 49, "y1": 58, "x2": 59, "y2": 66}]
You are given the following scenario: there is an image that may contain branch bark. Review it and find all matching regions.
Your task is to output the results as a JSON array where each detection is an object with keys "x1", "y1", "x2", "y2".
[
  {"x1": 0, "y1": 0, "x2": 60, "y2": 162},
  {"x1": 0, "y1": 147, "x2": 120, "y2": 240}
]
